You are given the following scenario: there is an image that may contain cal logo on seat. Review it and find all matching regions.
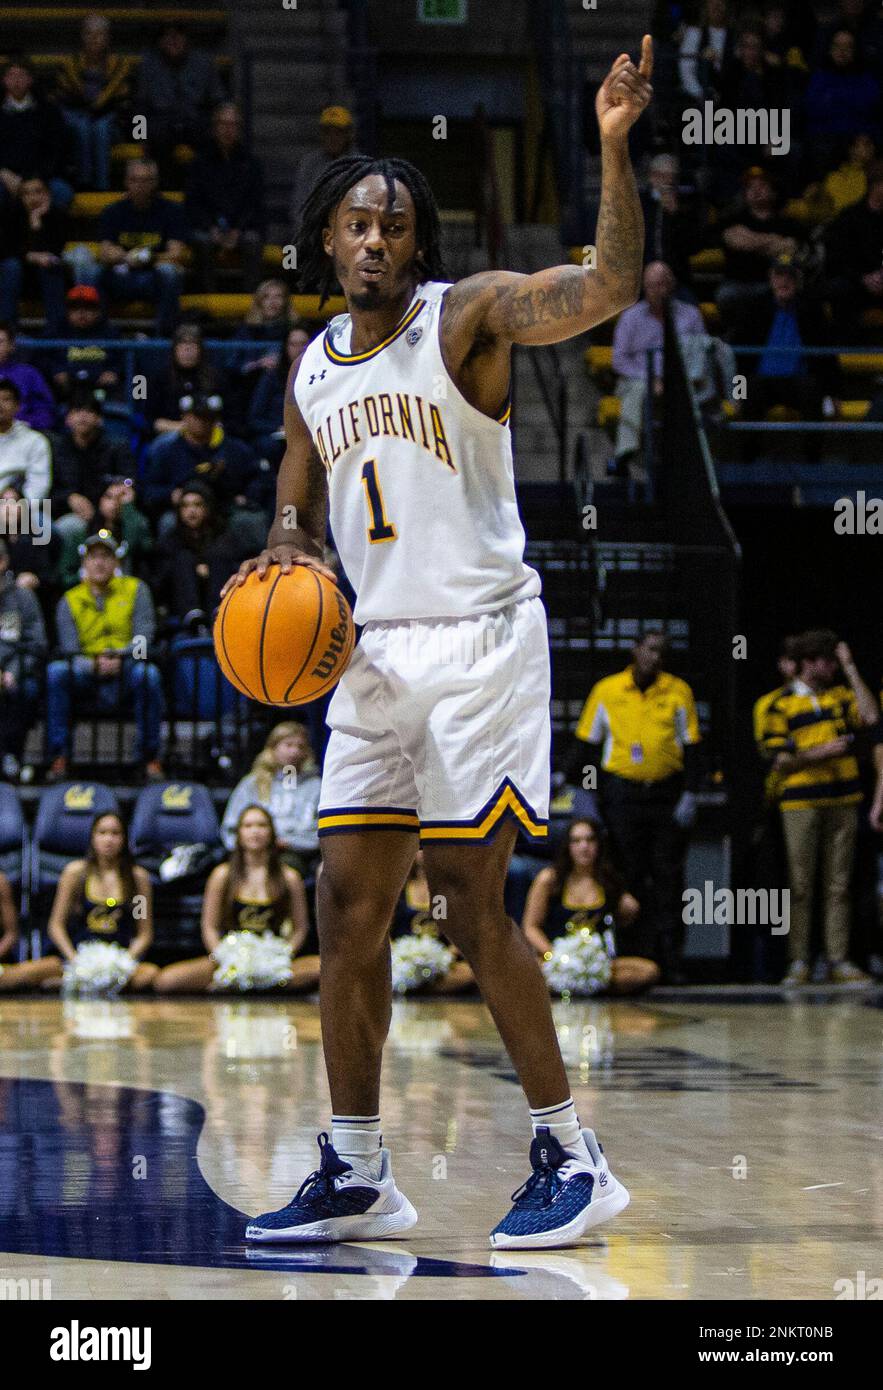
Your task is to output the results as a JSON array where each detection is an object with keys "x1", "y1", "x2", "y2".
[
  {"x1": 64, "y1": 785, "x2": 95, "y2": 811},
  {"x1": 161, "y1": 785, "x2": 192, "y2": 810}
]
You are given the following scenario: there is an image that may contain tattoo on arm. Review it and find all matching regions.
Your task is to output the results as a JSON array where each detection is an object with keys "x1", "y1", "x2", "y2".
[
  {"x1": 493, "y1": 270, "x2": 586, "y2": 332},
  {"x1": 595, "y1": 144, "x2": 644, "y2": 289},
  {"x1": 269, "y1": 446, "x2": 327, "y2": 555}
]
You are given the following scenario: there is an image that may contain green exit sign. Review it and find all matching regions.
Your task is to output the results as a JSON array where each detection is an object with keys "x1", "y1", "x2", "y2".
[{"x1": 418, "y1": 0, "x2": 468, "y2": 22}]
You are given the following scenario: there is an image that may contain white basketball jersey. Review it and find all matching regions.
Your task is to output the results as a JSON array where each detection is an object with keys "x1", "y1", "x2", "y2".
[{"x1": 293, "y1": 279, "x2": 541, "y2": 624}]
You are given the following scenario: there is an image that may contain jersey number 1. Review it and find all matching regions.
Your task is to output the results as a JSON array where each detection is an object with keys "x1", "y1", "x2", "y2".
[{"x1": 361, "y1": 458, "x2": 397, "y2": 543}]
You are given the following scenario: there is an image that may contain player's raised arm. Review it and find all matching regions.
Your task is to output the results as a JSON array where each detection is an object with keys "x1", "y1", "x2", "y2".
[
  {"x1": 221, "y1": 355, "x2": 334, "y2": 592},
  {"x1": 445, "y1": 37, "x2": 652, "y2": 350}
]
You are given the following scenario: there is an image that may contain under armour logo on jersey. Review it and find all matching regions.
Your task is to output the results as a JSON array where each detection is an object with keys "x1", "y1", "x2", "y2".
[
  {"x1": 309, "y1": 371, "x2": 327, "y2": 384},
  {"x1": 406, "y1": 327, "x2": 423, "y2": 346}
]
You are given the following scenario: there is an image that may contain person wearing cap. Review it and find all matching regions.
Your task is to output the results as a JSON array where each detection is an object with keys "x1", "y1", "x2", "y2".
[
  {"x1": 50, "y1": 391, "x2": 138, "y2": 545},
  {"x1": 823, "y1": 159, "x2": 883, "y2": 339},
  {"x1": 716, "y1": 167, "x2": 803, "y2": 338},
  {"x1": 0, "y1": 174, "x2": 69, "y2": 333},
  {"x1": 142, "y1": 391, "x2": 267, "y2": 545},
  {"x1": 185, "y1": 102, "x2": 266, "y2": 292},
  {"x1": 46, "y1": 531, "x2": 164, "y2": 782},
  {"x1": 0, "y1": 322, "x2": 55, "y2": 431},
  {"x1": 146, "y1": 323, "x2": 226, "y2": 436},
  {"x1": 135, "y1": 23, "x2": 225, "y2": 181},
  {"x1": 739, "y1": 255, "x2": 839, "y2": 433},
  {"x1": 0, "y1": 378, "x2": 51, "y2": 501},
  {"x1": 38, "y1": 285, "x2": 121, "y2": 402},
  {"x1": 0, "y1": 535, "x2": 47, "y2": 779},
  {"x1": 289, "y1": 105, "x2": 360, "y2": 229}
]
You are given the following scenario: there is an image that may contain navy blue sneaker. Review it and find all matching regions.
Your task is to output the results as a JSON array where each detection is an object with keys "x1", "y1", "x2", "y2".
[
  {"x1": 490, "y1": 1127, "x2": 629, "y2": 1249},
  {"x1": 246, "y1": 1133, "x2": 418, "y2": 1243}
]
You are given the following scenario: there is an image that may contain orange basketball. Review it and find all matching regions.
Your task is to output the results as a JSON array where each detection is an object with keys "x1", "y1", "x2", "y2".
[{"x1": 214, "y1": 566, "x2": 355, "y2": 706}]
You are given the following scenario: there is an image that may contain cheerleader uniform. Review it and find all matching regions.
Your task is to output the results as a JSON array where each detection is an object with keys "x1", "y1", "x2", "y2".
[
  {"x1": 229, "y1": 894, "x2": 291, "y2": 939},
  {"x1": 544, "y1": 882, "x2": 617, "y2": 958},
  {"x1": 67, "y1": 876, "x2": 137, "y2": 949}
]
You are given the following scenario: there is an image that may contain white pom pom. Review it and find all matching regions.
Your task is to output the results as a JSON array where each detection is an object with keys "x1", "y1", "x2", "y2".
[
  {"x1": 211, "y1": 931, "x2": 293, "y2": 991},
  {"x1": 390, "y1": 935, "x2": 454, "y2": 994},
  {"x1": 62, "y1": 942, "x2": 138, "y2": 997},
  {"x1": 542, "y1": 927, "x2": 612, "y2": 997}
]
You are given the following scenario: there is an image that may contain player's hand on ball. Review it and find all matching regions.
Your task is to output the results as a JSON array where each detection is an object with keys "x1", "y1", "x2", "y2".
[
  {"x1": 221, "y1": 544, "x2": 336, "y2": 596},
  {"x1": 596, "y1": 34, "x2": 653, "y2": 141}
]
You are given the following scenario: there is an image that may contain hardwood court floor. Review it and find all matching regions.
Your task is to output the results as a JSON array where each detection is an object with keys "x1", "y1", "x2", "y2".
[{"x1": 0, "y1": 992, "x2": 881, "y2": 1300}]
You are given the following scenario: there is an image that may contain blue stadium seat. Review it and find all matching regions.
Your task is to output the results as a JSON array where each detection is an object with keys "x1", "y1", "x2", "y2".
[
  {"x1": 129, "y1": 782, "x2": 223, "y2": 959},
  {"x1": 30, "y1": 783, "x2": 121, "y2": 901},
  {"x1": 0, "y1": 784, "x2": 28, "y2": 917}
]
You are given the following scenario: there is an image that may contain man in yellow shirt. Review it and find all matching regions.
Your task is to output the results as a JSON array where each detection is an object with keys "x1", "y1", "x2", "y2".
[
  {"x1": 760, "y1": 630, "x2": 878, "y2": 985},
  {"x1": 570, "y1": 630, "x2": 701, "y2": 979}
]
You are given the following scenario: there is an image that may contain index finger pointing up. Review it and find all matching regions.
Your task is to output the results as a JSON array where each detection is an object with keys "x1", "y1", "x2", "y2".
[{"x1": 638, "y1": 33, "x2": 654, "y2": 80}]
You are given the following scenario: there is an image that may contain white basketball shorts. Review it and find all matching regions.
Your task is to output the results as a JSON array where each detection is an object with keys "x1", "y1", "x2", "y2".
[{"x1": 317, "y1": 596, "x2": 550, "y2": 842}]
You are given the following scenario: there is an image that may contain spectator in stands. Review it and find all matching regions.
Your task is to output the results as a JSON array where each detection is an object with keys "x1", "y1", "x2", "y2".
[
  {"x1": 813, "y1": 0, "x2": 883, "y2": 76},
  {"x1": 0, "y1": 59, "x2": 74, "y2": 212},
  {"x1": 81, "y1": 158, "x2": 190, "y2": 335},
  {"x1": 185, "y1": 102, "x2": 266, "y2": 293},
  {"x1": 50, "y1": 389, "x2": 137, "y2": 544},
  {"x1": 823, "y1": 159, "x2": 883, "y2": 337},
  {"x1": 741, "y1": 255, "x2": 838, "y2": 426},
  {"x1": 716, "y1": 166, "x2": 803, "y2": 337},
  {"x1": 0, "y1": 867, "x2": 60, "y2": 988},
  {"x1": 520, "y1": 818, "x2": 659, "y2": 996},
  {"x1": 46, "y1": 531, "x2": 165, "y2": 783},
  {"x1": 678, "y1": 0, "x2": 733, "y2": 100},
  {"x1": 151, "y1": 482, "x2": 249, "y2": 627},
  {"x1": 136, "y1": 23, "x2": 226, "y2": 182},
  {"x1": 57, "y1": 477, "x2": 152, "y2": 591},
  {"x1": 640, "y1": 154, "x2": 704, "y2": 290},
  {"x1": 221, "y1": 722, "x2": 321, "y2": 880},
  {"x1": 761, "y1": 630, "x2": 878, "y2": 985},
  {"x1": 611, "y1": 260, "x2": 706, "y2": 467},
  {"x1": 54, "y1": 13, "x2": 134, "y2": 192},
  {"x1": 146, "y1": 323, "x2": 226, "y2": 436},
  {"x1": 0, "y1": 484, "x2": 60, "y2": 604},
  {"x1": 289, "y1": 106, "x2": 359, "y2": 228},
  {"x1": 0, "y1": 322, "x2": 55, "y2": 431},
  {"x1": 40, "y1": 286, "x2": 121, "y2": 402},
  {"x1": 141, "y1": 392, "x2": 267, "y2": 543},
  {"x1": 761, "y1": 2, "x2": 807, "y2": 69},
  {"x1": 809, "y1": 130, "x2": 878, "y2": 220},
  {"x1": 153, "y1": 805, "x2": 318, "y2": 995},
  {"x1": 232, "y1": 279, "x2": 294, "y2": 378},
  {"x1": 45, "y1": 811, "x2": 158, "y2": 991},
  {"x1": 0, "y1": 536, "x2": 47, "y2": 780},
  {"x1": 245, "y1": 321, "x2": 312, "y2": 466},
  {"x1": 805, "y1": 29, "x2": 881, "y2": 176},
  {"x1": 568, "y1": 630, "x2": 702, "y2": 981},
  {"x1": 0, "y1": 379, "x2": 51, "y2": 500},
  {"x1": 0, "y1": 176, "x2": 68, "y2": 333}
]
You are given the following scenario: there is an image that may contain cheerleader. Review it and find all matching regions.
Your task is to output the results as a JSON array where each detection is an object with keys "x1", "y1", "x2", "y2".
[
  {"x1": 391, "y1": 850, "x2": 475, "y2": 995},
  {"x1": 45, "y1": 811, "x2": 158, "y2": 990},
  {"x1": 153, "y1": 805, "x2": 320, "y2": 993},
  {"x1": 521, "y1": 818, "x2": 659, "y2": 996},
  {"x1": 0, "y1": 868, "x2": 61, "y2": 990}
]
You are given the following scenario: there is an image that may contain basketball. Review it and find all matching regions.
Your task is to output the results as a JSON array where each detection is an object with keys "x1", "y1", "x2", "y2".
[{"x1": 213, "y1": 566, "x2": 355, "y2": 706}]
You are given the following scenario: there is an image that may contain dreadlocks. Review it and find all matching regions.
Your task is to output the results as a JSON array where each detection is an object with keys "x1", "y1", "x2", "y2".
[{"x1": 297, "y1": 155, "x2": 447, "y2": 306}]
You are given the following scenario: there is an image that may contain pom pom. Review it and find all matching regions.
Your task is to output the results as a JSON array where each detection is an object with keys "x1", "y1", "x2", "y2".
[
  {"x1": 542, "y1": 926, "x2": 612, "y2": 997},
  {"x1": 62, "y1": 941, "x2": 137, "y2": 997},
  {"x1": 211, "y1": 930, "x2": 293, "y2": 992},
  {"x1": 390, "y1": 935, "x2": 454, "y2": 994}
]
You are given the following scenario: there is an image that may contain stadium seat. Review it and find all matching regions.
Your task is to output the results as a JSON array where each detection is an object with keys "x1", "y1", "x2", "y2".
[
  {"x1": 597, "y1": 395, "x2": 621, "y2": 427},
  {"x1": 688, "y1": 248, "x2": 724, "y2": 274},
  {"x1": 838, "y1": 400, "x2": 871, "y2": 421},
  {"x1": 0, "y1": 784, "x2": 28, "y2": 916},
  {"x1": 585, "y1": 345, "x2": 613, "y2": 374},
  {"x1": 30, "y1": 782, "x2": 121, "y2": 907},
  {"x1": 129, "y1": 782, "x2": 223, "y2": 957},
  {"x1": 838, "y1": 354, "x2": 883, "y2": 375}
]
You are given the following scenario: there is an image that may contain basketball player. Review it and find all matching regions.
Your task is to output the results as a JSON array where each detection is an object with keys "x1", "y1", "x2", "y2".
[{"x1": 225, "y1": 38, "x2": 653, "y2": 1249}]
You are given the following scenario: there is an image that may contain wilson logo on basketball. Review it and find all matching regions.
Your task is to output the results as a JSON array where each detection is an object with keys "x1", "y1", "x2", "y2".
[{"x1": 310, "y1": 590, "x2": 352, "y2": 681}]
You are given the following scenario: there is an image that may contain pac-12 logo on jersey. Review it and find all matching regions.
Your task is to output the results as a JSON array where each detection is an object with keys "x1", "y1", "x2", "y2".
[{"x1": 406, "y1": 327, "x2": 423, "y2": 346}]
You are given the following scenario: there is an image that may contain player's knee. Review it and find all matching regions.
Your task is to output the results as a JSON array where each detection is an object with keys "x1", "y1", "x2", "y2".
[{"x1": 317, "y1": 871, "x2": 394, "y2": 950}]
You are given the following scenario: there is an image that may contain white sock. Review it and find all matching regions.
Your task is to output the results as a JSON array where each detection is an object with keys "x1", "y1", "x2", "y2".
[
  {"x1": 331, "y1": 1114, "x2": 383, "y2": 1180},
  {"x1": 529, "y1": 1098, "x2": 589, "y2": 1160}
]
